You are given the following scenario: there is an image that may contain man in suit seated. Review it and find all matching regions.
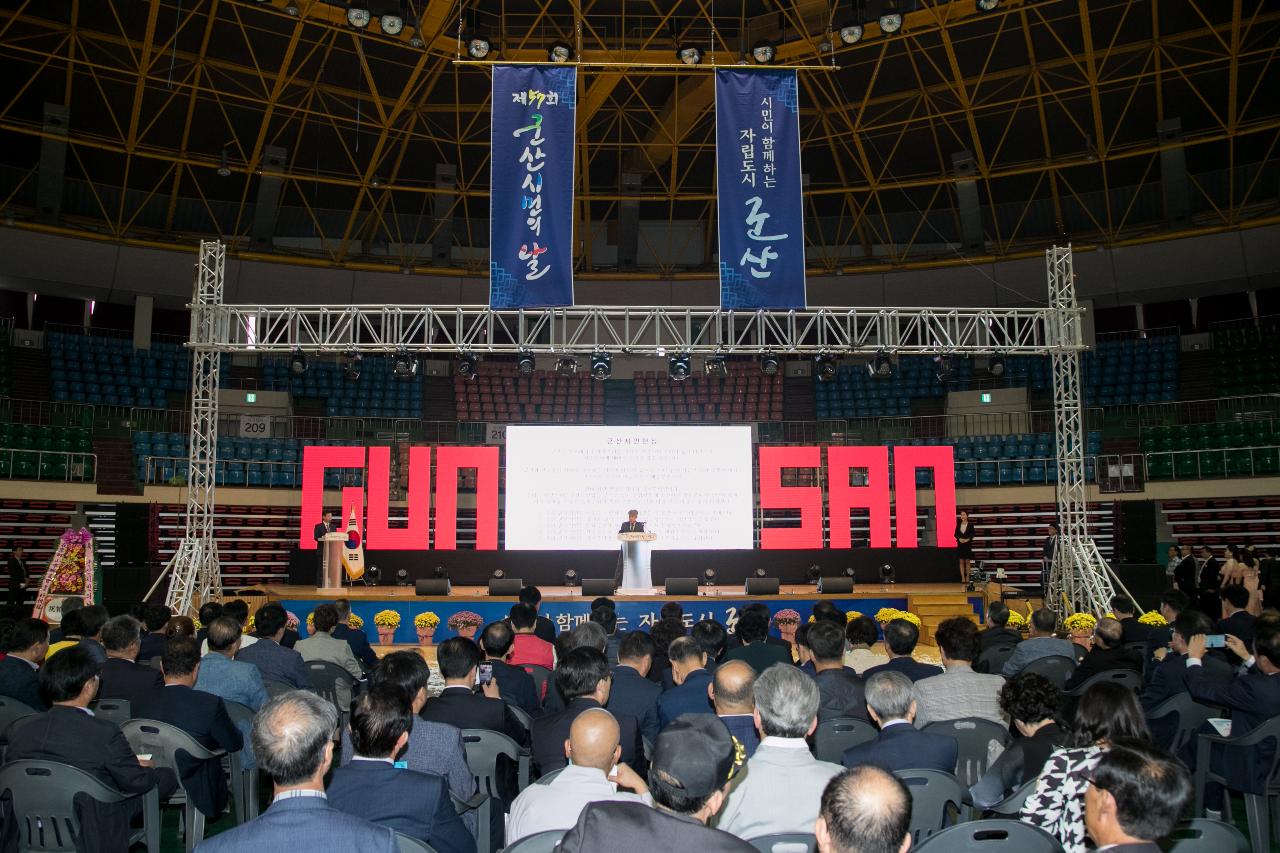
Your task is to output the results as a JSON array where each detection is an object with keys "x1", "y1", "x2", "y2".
[
  {"x1": 479, "y1": 620, "x2": 540, "y2": 717},
  {"x1": 808, "y1": 621, "x2": 868, "y2": 722},
  {"x1": 913, "y1": 617, "x2": 1007, "y2": 728},
  {"x1": 816, "y1": 766, "x2": 912, "y2": 853},
  {"x1": 1084, "y1": 741, "x2": 1192, "y2": 853},
  {"x1": 295, "y1": 604, "x2": 363, "y2": 711},
  {"x1": 132, "y1": 636, "x2": 244, "y2": 819},
  {"x1": 710, "y1": 661, "x2": 760, "y2": 757},
  {"x1": 332, "y1": 598, "x2": 379, "y2": 671},
  {"x1": 507, "y1": 602, "x2": 556, "y2": 671},
  {"x1": 1217, "y1": 585, "x2": 1256, "y2": 665},
  {"x1": 559, "y1": 714, "x2": 753, "y2": 853},
  {"x1": 5, "y1": 646, "x2": 178, "y2": 853},
  {"x1": 237, "y1": 602, "x2": 312, "y2": 689},
  {"x1": 716, "y1": 664, "x2": 843, "y2": 838},
  {"x1": 0, "y1": 616, "x2": 48, "y2": 710},
  {"x1": 591, "y1": 606, "x2": 622, "y2": 665},
  {"x1": 722, "y1": 609, "x2": 792, "y2": 674},
  {"x1": 1002, "y1": 608, "x2": 1077, "y2": 677},
  {"x1": 1064, "y1": 617, "x2": 1143, "y2": 691},
  {"x1": 1111, "y1": 596, "x2": 1152, "y2": 645},
  {"x1": 1143, "y1": 591, "x2": 1189, "y2": 680},
  {"x1": 978, "y1": 602, "x2": 1023, "y2": 652},
  {"x1": 531, "y1": 646, "x2": 643, "y2": 776},
  {"x1": 863, "y1": 618, "x2": 942, "y2": 684},
  {"x1": 657, "y1": 635, "x2": 716, "y2": 729},
  {"x1": 197, "y1": 691, "x2": 397, "y2": 852},
  {"x1": 195, "y1": 616, "x2": 268, "y2": 711},
  {"x1": 1140, "y1": 609, "x2": 1233, "y2": 740},
  {"x1": 518, "y1": 586, "x2": 558, "y2": 645},
  {"x1": 98, "y1": 615, "x2": 162, "y2": 705},
  {"x1": 327, "y1": 683, "x2": 474, "y2": 853},
  {"x1": 76, "y1": 604, "x2": 110, "y2": 664},
  {"x1": 137, "y1": 604, "x2": 171, "y2": 663},
  {"x1": 606, "y1": 630, "x2": 662, "y2": 744},
  {"x1": 842, "y1": 671, "x2": 958, "y2": 774},
  {"x1": 692, "y1": 619, "x2": 728, "y2": 671},
  {"x1": 422, "y1": 636, "x2": 527, "y2": 744},
  {"x1": 206, "y1": 600, "x2": 258, "y2": 656}
]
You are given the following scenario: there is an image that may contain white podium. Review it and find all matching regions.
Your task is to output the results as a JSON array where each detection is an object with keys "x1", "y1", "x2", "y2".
[
  {"x1": 320, "y1": 531, "x2": 348, "y2": 589},
  {"x1": 617, "y1": 531, "x2": 656, "y2": 589}
]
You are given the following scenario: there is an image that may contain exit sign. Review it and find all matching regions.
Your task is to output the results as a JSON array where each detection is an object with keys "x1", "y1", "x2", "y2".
[
  {"x1": 980, "y1": 392, "x2": 992, "y2": 403},
  {"x1": 245, "y1": 392, "x2": 257, "y2": 404}
]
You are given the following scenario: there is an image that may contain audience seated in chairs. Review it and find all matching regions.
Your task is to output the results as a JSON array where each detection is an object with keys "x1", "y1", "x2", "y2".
[
  {"x1": 1021, "y1": 681, "x2": 1153, "y2": 853},
  {"x1": 138, "y1": 603, "x2": 172, "y2": 662},
  {"x1": 195, "y1": 602, "x2": 222, "y2": 647},
  {"x1": 570, "y1": 621, "x2": 608, "y2": 655},
  {"x1": 479, "y1": 620, "x2": 541, "y2": 718},
  {"x1": 1143, "y1": 591, "x2": 1189, "y2": 680},
  {"x1": 841, "y1": 670, "x2": 957, "y2": 774},
  {"x1": 842, "y1": 615, "x2": 890, "y2": 675},
  {"x1": 422, "y1": 636, "x2": 528, "y2": 745},
  {"x1": 863, "y1": 618, "x2": 942, "y2": 684},
  {"x1": 196, "y1": 691, "x2": 397, "y2": 852},
  {"x1": 236, "y1": 602, "x2": 312, "y2": 689},
  {"x1": 327, "y1": 683, "x2": 474, "y2": 853},
  {"x1": 912, "y1": 616, "x2": 1007, "y2": 727},
  {"x1": 723, "y1": 609, "x2": 792, "y2": 674},
  {"x1": 1218, "y1": 585, "x2": 1257, "y2": 665},
  {"x1": 657, "y1": 635, "x2": 715, "y2": 728},
  {"x1": 0, "y1": 616, "x2": 48, "y2": 709},
  {"x1": 647, "y1": 617, "x2": 687, "y2": 688},
  {"x1": 1140, "y1": 609, "x2": 1233, "y2": 742},
  {"x1": 692, "y1": 619, "x2": 729, "y2": 670},
  {"x1": 164, "y1": 615, "x2": 195, "y2": 642},
  {"x1": 43, "y1": 607, "x2": 85, "y2": 659},
  {"x1": 710, "y1": 660, "x2": 760, "y2": 757},
  {"x1": 979, "y1": 601, "x2": 1023, "y2": 651},
  {"x1": 519, "y1": 585, "x2": 559, "y2": 646},
  {"x1": 559, "y1": 714, "x2": 753, "y2": 852},
  {"x1": 4, "y1": 645, "x2": 178, "y2": 853},
  {"x1": 506, "y1": 707, "x2": 651, "y2": 842},
  {"x1": 75, "y1": 604, "x2": 110, "y2": 665},
  {"x1": 606, "y1": 630, "x2": 662, "y2": 744},
  {"x1": 716, "y1": 664, "x2": 843, "y2": 838},
  {"x1": 132, "y1": 636, "x2": 243, "y2": 819},
  {"x1": 816, "y1": 765, "x2": 912, "y2": 853},
  {"x1": 590, "y1": 606, "x2": 621, "y2": 665},
  {"x1": 807, "y1": 621, "x2": 868, "y2": 722},
  {"x1": 1064, "y1": 617, "x2": 1143, "y2": 691},
  {"x1": 969, "y1": 673, "x2": 1068, "y2": 810},
  {"x1": 507, "y1": 602, "x2": 556, "y2": 671},
  {"x1": 97, "y1": 615, "x2": 162, "y2": 704},
  {"x1": 294, "y1": 604, "x2": 362, "y2": 710},
  {"x1": 532, "y1": 646, "x2": 643, "y2": 775},
  {"x1": 1002, "y1": 608, "x2": 1077, "y2": 677},
  {"x1": 1110, "y1": 596, "x2": 1153, "y2": 645},
  {"x1": 195, "y1": 616, "x2": 268, "y2": 711},
  {"x1": 202, "y1": 600, "x2": 258, "y2": 658},
  {"x1": 331, "y1": 598, "x2": 379, "y2": 671},
  {"x1": 1084, "y1": 740, "x2": 1192, "y2": 853}
]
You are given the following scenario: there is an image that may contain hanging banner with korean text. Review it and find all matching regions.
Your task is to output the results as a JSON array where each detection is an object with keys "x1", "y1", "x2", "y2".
[
  {"x1": 490, "y1": 65, "x2": 577, "y2": 308},
  {"x1": 715, "y1": 69, "x2": 807, "y2": 309}
]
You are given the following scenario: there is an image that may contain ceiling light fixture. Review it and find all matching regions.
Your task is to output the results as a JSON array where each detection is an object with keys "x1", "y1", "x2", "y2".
[
  {"x1": 394, "y1": 350, "x2": 418, "y2": 379},
  {"x1": 468, "y1": 35, "x2": 492, "y2": 59},
  {"x1": 346, "y1": 2, "x2": 372, "y2": 29},
  {"x1": 704, "y1": 355, "x2": 728, "y2": 378},
  {"x1": 516, "y1": 352, "x2": 535, "y2": 375},
  {"x1": 677, "y1": 45, "x2": 702, "y2": 66},
  {"x1": 556, "y1": 356, "x2": 579, "y2": 376},
  {"x1": 378, "y1": 7, "x2": 404, "y2": 35},
  {"x1": 868, "y1": 351, "x2": 893, "y2": 378},
  {"x1": 590, "y1": 353, "x2": 612, "y2": 381},
  {"x1": 455, "y1": 353, "x2": 477, "y2": 380},
  {"x1": 977, "y1": 0, "x2": 1000, "y2": 9},
  {"x1": 283, "y1": 1, "x2": 300, "y2": 14},
  {"x1": 548, "y1": 41, "x2": 573, "y2": 63},
  {"x1": 815, "y1": 354, "x2": 839, "y2": 382},
  {"x1": 668, "y1": 354, "x2": 692, "y2": 382},
  {"x1": 878, "y1": 2, "x2": 903, "y2": 34},
  {"x1": 838, "y1": 24, "x2": 863, "y2": 45},
  {"x1": 751, "y1": 40, "x2": 776, "y2": 64},
  {"x1": 216, "y1": 149, "x2": 231, "y2": 178},
  {"x1": 760, "y1": 353, "x2": 780, "y2": 376},
  {"x1": 289, "y1": 349, "x2": 307, "y2": 376}
]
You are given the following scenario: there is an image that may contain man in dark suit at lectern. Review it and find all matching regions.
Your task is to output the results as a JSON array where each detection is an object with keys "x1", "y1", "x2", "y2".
[
  {"x1": 616, "y1": 511, "x2": 645, "y2": 586},
  {"x1": 314, "y1": 511, "x2": 335, "y2": 586}
]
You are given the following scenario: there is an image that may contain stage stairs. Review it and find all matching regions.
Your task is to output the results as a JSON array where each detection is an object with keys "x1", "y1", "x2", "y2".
[{"x1": 907, "y1": 592, "x2": 979, "y2": 645}]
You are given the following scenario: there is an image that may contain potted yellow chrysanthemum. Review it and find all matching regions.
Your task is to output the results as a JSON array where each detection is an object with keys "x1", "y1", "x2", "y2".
[
  {"x1": 373, "y1": 610, "x2": 400, "y2": 645},
  {"x1": 415, "y1": 612, "x2": 441, "y2": 645}
]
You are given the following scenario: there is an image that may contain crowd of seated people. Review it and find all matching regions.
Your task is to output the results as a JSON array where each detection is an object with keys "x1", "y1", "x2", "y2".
[{"x1": 0, "y1": 585, "x2": 1276, "y2": 853}]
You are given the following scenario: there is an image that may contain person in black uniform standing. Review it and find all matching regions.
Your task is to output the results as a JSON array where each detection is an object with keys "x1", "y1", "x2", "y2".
[
  {"x1": 6, "y1": 544, "x2": 27, "y2": 608},
  {"x1": 955, "y1": 510, "x2": 976, "y2": 586},
  {"x1": 313, "y1": 511, "x2": 335, "y2": 586}
]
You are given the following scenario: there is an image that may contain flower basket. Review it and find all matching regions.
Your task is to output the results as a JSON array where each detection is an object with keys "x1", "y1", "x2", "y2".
[
  {"x1": 774, "y1": 609, "x2": 801, "y2": 644},
  {"x1": 1138, "y1": 610, "x2": 1168, "y2": 627},
  {"x1": 415, "y1": 612, "x2": 441, "y2": 645},
  {"x1": 373, "y1": 610, "x2": 401, "y2": 645},
  {"x1": 447, "y1": 610, "x2": 483, "y2": 639},
  {"x1": 1064, "y1": 612, "x2": 1097, "y2": 648}
]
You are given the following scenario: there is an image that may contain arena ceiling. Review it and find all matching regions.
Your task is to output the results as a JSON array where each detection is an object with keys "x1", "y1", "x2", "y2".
[{"x1": 0, "y1": 0, "x2": 1277, "y2": 278}]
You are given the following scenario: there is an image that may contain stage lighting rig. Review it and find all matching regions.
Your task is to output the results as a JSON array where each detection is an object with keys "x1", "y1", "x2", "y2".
[
  {"x1": 752, "y1": 40, "x2": 776, "y2": 64},
  {"x1": 343, "y1": 350, "x2": 362, "y2": 382},
  {"x1": 516, "y1": 351, "x2": 536, "y2": 375},
  {"x1": 283, "y1": 1, "x2": 300, "y2": 14},
  {"x1": 934, "y1": 355, "x2": 956, "y2": 384},
  {"x1": 806, "y1": 565, "x2": 821, "y2": 586},
  {"x1": 216, "y1": 149, "x2": 232, "y2": 177},
  {"x1": 977, "y1": 0, "x2": 1000, "y2": 9},
  {"x1": 989, "y1": 355, "x2": 1006, "y2": 377},
  {"x1": 704, "y1": 355, "x2": 728, "y2": 378},
  {"x1": 346, "y1": 1, "x2": 371, "y2": 29},
  {"x1": 455, "y1": 353, "x2": 477, "y2": 380},
  {"x1": 815, "y1": 354, "x2": 838, "y2": 382},
  {"x1": 703, "y1": 568, "x2": 717, "y2": 587},
  {"x1": 378, "y1": 4, "x2": 404, "y2": 35},
  {"x1": 878, "y1": 563, "x2": 896, "y2": 586},
  {"x1": 394, "y1": 350, "x2": 418, "y2": 379},
  {"x1": 548, "y1": 41, "x2": 573, "y2": 63},
  {"x1": 668, "y1": 354, "x2": 692, "y2": 381},
  {"x1": 838, "y1": 23, "x2": 863, "y2": 44},
  {"x1": 590, "y1": 353, "x2": 612, "y2": 381},
  {"x1": 556, "y1": 357, "x2": 579, "y2": 377},
  {"x1": 564, "y1": 569, "x2": 579, "y2": 586},
  {"x1": 754, "y1": 568, "x2": 767, "y2": 578},
  {"x1": 878, "y1": 2, "x2": 902, "y2": 33},
  {"x1": 677, "y1": 45, "x2": 702, "y2": 65},
  {"x1": 365, "y1": 565, "x2": 379, "y2": 586},
  {"x1": 868, "y1": 351, "x2": 893, "y2": 379},
  {"x1": 467, "y1": 35, "x2": 492, "y2": 58},
  {"x1": 289, "y1": 349, "x2": 307, "y2": 376},
  {"x1": 395, "y1": 568, "x2": 410, "y2": 586},
  {"x1": 760, "y1": 353, "x2": 780, "y2": 376}
]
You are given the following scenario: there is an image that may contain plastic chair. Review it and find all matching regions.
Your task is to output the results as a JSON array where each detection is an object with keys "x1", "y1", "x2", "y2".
[
  {"x1": 461, "y1": 728, "x2": 530, "y2": 853},
  {"x1": 812, "y1": 716, "x2": 878, "y2": 764},
  {"x1": 222, "y1": 700, "x2": 261, "y2": 824},
  {"x1": 306, "y1": 659, "x2": 356, "y2": 720},
  {"x1": 911, "y1": 819, "x2": 1064, "y2": 852},
  {"x1": 394, "y1": 833, "x2": 440, "y2": 853},
  {"x1": 1192, "y1": 715, "x2": 1280, "y2": 853},
  {"x1": 974, "y1": 644, "x2": 1018, "y2": 675},
  {"x1": 1064, "y1": 668, "x2": 1143, "y2": 697},
  {"x1": 0, "y1": 695, "x2": 39, "y2": 756},
  {"x1": 1019, "y1": 655, "x2": 1077, "y2": 691},
  {"x1": 985, "y1": 776, "x2": 1037, "y2": 818},
  {"x1": 503, "y1": 829, "x2": 567, "y2": 852},
  {"x1": 534, "y1": 767, "x2": 565, "y2": 785},
  {"x1": 895, "y1": 769, "x2": 964, "y2": 843},
  {"x1": 261, "y1": 675, "x2": 297, "y2": 699},
  {"x1": 121, "y1": 719, "x2": 227, "y2": 852},
  {"x1": 89, "y1": 698, "x2": 131, "y2": 728},
  {"x1": 747, "y1": 833, "x2": 817, "y2": 853},
  {"x1": 1164, "y1": 818, "x2": 1250, "y2": 852},
  {"x1": 1145, "y1": 693, "x2": 1220, "y2": 758},
  {"x1": 922, "y1": 718, "x2": 1012, "y2": 788},
  {"x1": 521, "y1": 664, "x2": 553, "y2": 704},
  {"x1": 507, "y1": 702, "x2": 534, "y2": 736},
  {"x1": 0, "y1": 759, "x2": 161, "y2": 853}
]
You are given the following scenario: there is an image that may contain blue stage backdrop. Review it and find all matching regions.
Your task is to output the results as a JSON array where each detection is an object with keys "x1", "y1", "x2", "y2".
[
  {"x1": 490, "y1": 65, "x2": 577, "y2": 308},
  {"x1": 715, "y1": 68, "x2": 807, "y2": 310},
  {"x1": 281, "y1": 595, "x2": 985, "y2": 645}
]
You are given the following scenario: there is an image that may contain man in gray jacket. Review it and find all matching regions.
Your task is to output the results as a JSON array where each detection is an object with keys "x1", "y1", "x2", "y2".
[{"x1": 1001, "y1": 608, "x2": 1076, "y2": 678}]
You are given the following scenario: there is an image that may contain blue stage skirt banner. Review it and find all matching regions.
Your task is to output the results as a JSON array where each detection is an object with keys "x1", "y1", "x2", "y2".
[
  {"x1": 715, "y1": 68, "x2": 807, "y2": 310},
  {"x1": 280, "y1": 595, "x2": 984, "y2": 645},
  {"x1": 490, "y1": 65, "x2": 577, "y2": 308}
]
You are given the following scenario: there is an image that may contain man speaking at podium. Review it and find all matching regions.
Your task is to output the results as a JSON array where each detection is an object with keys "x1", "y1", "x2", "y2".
[
  {"x1": 619, "y1": 510, "x2": 645, "y2": 535},
  {"x1": 313, "y1": 510, "x2": 335, "y2": 586}
]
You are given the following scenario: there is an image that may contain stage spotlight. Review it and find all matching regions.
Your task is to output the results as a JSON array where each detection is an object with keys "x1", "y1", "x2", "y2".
[
  {"x1": 492, "y1": 568, "x2": 505, "y2": 579},
  {"x1": 668, "y1": 353, "x2": 692, "y2": 382},
  {"x1": 806, "y1": 565, "x2": 821, "y2": 586},
  {"x1": 395, "y1": 567, "x2": 410, "y2": 586},
  {"x1": 815, "y1": 354, "x2": 838, "y2": 382},
  {"x1": 976, "y1": 0, "x2": 1000, "y2": 9},
  {"x1": 289, "y1": 348, "x2": 307, "y2": 376},
  {"x1": 989, "y1": 355, "x2": 1005, "y2": 377},
  {"x1": 409, "y1": 32, "x2": 425, "y2": 48},
  {"x1": 548, "y1": 41, "x2": 573, "y2": 63},
  {"x1": 703, "y1": 568, "x2": 717, "y2": 586},
  {"x1": 564, "y1": 569, "x2": 578, "y2": 586},
  {"x1": 934, "y1": 354, "x2": 956, "y2": 384},
  {"x1": 556, "y1": 356, "x2": 579, "y2": 377},
  {"x1": 467, "y1": 35, "x2": 492, "y2": 58},
  {"x1": 590, "y1": 353, "x2": 612, "y2": 381},
  {"x1": 677, "y1": 45, "x2": 702, "y2": 66},
  {"x1": 704, "y1": 355, "x2": 728, "y2": 378},
  {"x1": 843, "y1": 566, "x2": 856, "y2": 579},
  {"x1": 365, "y1": 565, "x2": 379, "y2": 586},
  {"x1": 378, "y1": 6, "x2": 404, "y2": 35},
  {"x1": 455, "y1": 353, "x2": 478, "y2": 380},
  {"x1": 343, "y1": 350, "x2": 362, "y2": 382},
  {"x1": 346, "y1": 1, "x2": 371, "y2": 29},
  {"x1": 878, "y1": 3, "x2": 903, "y2": 34},
  {"x1": 217, "y1": 149, "x2": 232, "y2": 178},
  {"x1": 760, "y1": 353, "x2": 780, "y2": 376},
  {"x1": 754, "y1": 568, "x2": 767, "y2": 578},
  {"x1": 394, "y1": 350, "x2": 418, "y2": 379},
  {"x1": 838, "y1": 23, "x2": 863, "y2": 45},
  {"x1": 752, "y1": 40, "x2": 776, "y2": 64},
  {"x1": 516, "y1": 351, "x2": 536, "y2": 375},
  {"x1": 283, "y1": 1, "x2": 299, "y2": 14},
  {"x1": 878, "y1": 563, "x2": 896, "y2": 584},
  {"x1": 868, "y1": 351, "x2": 893, "y2": 379}
]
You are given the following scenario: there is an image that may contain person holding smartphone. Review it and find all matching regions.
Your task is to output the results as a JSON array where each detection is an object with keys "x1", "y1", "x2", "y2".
[{"x1": 419, "y1": 637, "x2": 528, "y2": 746}]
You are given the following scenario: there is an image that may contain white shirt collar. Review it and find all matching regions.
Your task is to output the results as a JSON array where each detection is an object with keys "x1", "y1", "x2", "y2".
[
  {"x1": 15, "y1": 656, "x2": 39, "y2": 670},
  {"x1": 760, "y1": 736, "x2": 810, "y2": 749},
  {"x1": 881, "y1": 718, "x2": 912, "y2": 728},
  {"x1": 351, "y1": 756, "x2": 395, "y2": 765},
  {"x1": 272, "y1": 789, "x2": 326, "y2": 803}
]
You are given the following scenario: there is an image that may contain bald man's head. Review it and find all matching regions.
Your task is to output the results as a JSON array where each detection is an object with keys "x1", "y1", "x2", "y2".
[
  {"x1": 817, "y1": 766, "x2": 912, "y2": 853},
  {"x1": 565, "y1": 707, "x2": 622, "y2": 772},
  {"x1": 711, "y1": 660, "x2": 757, "y2": 715}
]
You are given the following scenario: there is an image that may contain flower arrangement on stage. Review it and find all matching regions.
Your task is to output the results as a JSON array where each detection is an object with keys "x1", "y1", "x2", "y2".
[
  {"x1": 774, "y1": 609, "x2": 801, "y2": 626},
  {"x1": 373, "y1": 610, "x2": 402, "y2": 629},
  {"x1": 347, "y1": 613, "x2": 364, "y2": 629},
  {"x1": 243, "y1": 616, "x2": 255, "y2": 634},
  {"x1": 448, "y1": 611, "x2": 483, "y2": 630},
  {"x1": 1063, "y1": 613, "x2": 1098, "y2": 633},
  {"x1": 893, "y1": 611, "x2": 922, "y2": 628},
  {"x1": 1138, "y1": 610, "x2": 1168, "y2": 627},
  {"x1": 1004, "y1": 609, "x2": 1028, "y2": 629},
  {"x1": 415, "y1": 612, "x2": 441, "y2": 630},
  {"x1": 48, "y1": 529, "x2": 92, "y2": 594},
  {"x1": 306, "y1": 611, "x2": 314, "y2": 631},
  {"x1": 285, "y1": 611, "x2": 300, "y2": 630},
  {"x1": 873, "y1": 607, "x2": 903, "y2": 623}
]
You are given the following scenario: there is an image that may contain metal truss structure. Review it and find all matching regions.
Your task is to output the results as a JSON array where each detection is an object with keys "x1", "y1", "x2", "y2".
[
  {"x1": 163, "y1": 240, "x2": 225, "y2": 617},
  {"x1": 0, "y1": 1, "x2": 1277, "y2": 276}
]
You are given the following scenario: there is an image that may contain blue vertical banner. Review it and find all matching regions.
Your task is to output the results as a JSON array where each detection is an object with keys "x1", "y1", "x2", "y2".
[
  {"x1": 715, "y1": 69, "x2": 807, "y2": 309},
  {"x1": 490, "y1": 65, "x2": 577, "y2": 308}
]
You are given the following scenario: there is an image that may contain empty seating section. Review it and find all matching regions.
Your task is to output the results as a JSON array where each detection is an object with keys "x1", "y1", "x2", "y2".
[
  {"x1": 967, "y1": 503, "x2": 1116, "y2": 594},
  {"x1": 1082, "y1": 335, "x2": 1178, "y2": 406},
  {"x1": 0, "y1": 345, "x2": 9, "y2": 397},
  {"x1": 156, "y1": 504, "x2": 298, "y2": 590},
  {"x1": 1162, "y1": 498, "x2": 1280, "y2": 551},
  {"x1": 263, "y1": 356, "x2": 424, "y2": 419},
  {"x1": 457, "y1": 364, "x2": 603, "y2": 423},
  {"x1": 816, "y1": 358, "x2": 962, "y2": 420},
  {"x1": 47, "y1": 332, "x2": 184, "y2": 408},
  {"x1": 0, "y1": 421, "x2": 94, "y2": 480},
  {"x1": 946, "y1": 431, "x2": 1101, "y2": 487},
  {"x1": 133, "y1": 432, "x2": 367, "y2": 488},
  {"x1": 1212, "y1": 317, "x2": 1280, "y2": 395},
  {"x1": 1143, "y1": 420, "x2": 1280, "y2": 479},
  {"x1": 636, "y1": 372, "x2": 780, "y2": 423}
]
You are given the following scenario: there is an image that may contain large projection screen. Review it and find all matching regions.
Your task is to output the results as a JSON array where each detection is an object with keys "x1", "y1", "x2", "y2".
[{"x1": 503, "y1": 425, "x2": 755, "y2": 550}]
